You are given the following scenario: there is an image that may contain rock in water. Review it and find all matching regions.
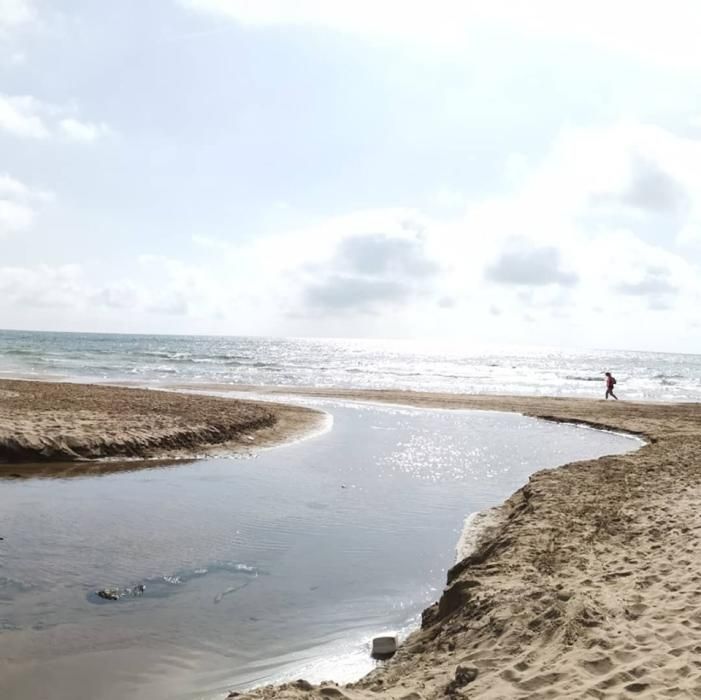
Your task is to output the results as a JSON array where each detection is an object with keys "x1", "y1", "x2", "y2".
[
  {"x1": 96, "y1": 583, "x2": 145, "y2": 601},
  {"x1": 97, "y1": 588, "x2": 121, "y2": 601}
]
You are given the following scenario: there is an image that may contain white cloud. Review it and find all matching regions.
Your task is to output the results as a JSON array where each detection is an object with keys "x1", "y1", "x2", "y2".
[
  {"x1": 59, "y1": 117, "x2": 111, "y2": 143},
  {"x1": 191, "y1": 233, "x2": 232, "y2": 251},
  {"x1": 0, "y1": 94, "x2": 50, "y2": 138},
  {"x1": 300, "y1": 231, "x2": 441, "y2": 315},
  {"x1": 210, "y1": 123, "x2": 701, "y2": 329},
  {"x1": 179, "y1": 0, "x2": 701, "y2": 67},
  {"x1": 8, "y1": 50, "x2": 26, "y2": 64},
  {"x1": 0, "y1": 173, "x2": 53, "y2": 238},
  {"x1": 0, "y1": 0, "x2": 34, "y2": 30},
  {"x1": 0, "y1": 173, "x2": 29, "y2": 198},
  {"x1": 2, "y1": 113, "x2": 701, "y2": 344},
  {"x1": 0, "y1": 264, "x2": 84, "y2": 308},
  {"x1": 0, "y1": 172, "x2": 53, "y2": 201},
  {"x1": 464, "y1": 123, "x2": 701, "y2": 322},
  {"x1": 0, "y1": 258, "x2": 227, "y2": 320},
  {"x1": 90, "y1": 281, "x2": 141, "y2": 310},
  {"x1": 486, "y1": 243, "x2": 578, "y2": 287},
  {"x1": 428, "y1": 188, "x2": 469, "y2": 213},
  {"x1": 136, "y1": 254, "x2": 232, "y2": 319},
  {"x1": 454, "y1": 121, "x2": 701, "y2": 261},
  {"x1": 0, "y1": 198, "x2": 33, "y2": 234},
  {"x1": 279, "y1": 122, "x2": 694, "y2": 337},
  {"x1": 2, "y1": 173, "x2": 699, "y2": 342},
  {"x1": 0, "y1": 93, "x2": 110, "y2": 143}
]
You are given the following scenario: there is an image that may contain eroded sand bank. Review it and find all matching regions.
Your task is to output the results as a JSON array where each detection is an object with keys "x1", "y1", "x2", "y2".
[
  {"x1": 223, "y1": 388, "x2": 701, "y2": 699},
  {"x1": 0, "y1": 379, "x2": 324, "y2": 472}
]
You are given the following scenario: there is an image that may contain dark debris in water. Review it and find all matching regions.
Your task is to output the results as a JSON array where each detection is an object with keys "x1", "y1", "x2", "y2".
[
  {"x1": 96, "y1": 584, "x2": 145, "y2": 601},
  {"x1": 89, "y1": 561, "x2": 262, "y2": 604}
]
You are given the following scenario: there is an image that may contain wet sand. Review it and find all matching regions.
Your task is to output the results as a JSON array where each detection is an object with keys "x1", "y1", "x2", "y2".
[
  {"x1": 0, "y1": 379, "x2": 324, "y2": 471},
  {"x1": 220, "y1": 387, "x2": 701, "y2": 699}
]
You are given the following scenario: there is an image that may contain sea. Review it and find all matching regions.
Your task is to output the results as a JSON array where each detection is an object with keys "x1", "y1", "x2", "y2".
[{"x1": 0, "y1": 328, "x2": 700, "y2": 401}]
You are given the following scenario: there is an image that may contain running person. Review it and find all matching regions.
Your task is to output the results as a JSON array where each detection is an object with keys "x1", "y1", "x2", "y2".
[{"x1": 605, "y1": 372, "x2": 618, "y2": 400}]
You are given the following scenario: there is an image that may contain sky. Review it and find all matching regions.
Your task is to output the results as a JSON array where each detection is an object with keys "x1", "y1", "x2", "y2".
[{"x1": 2, "y1": 0, "x2": 701, "y2": 352}]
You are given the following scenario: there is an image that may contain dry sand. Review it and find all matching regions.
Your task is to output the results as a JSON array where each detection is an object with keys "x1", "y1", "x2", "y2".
[
  {"x1": 0, "y1": 379, "x2": 324, "y2": 474},
  {"x1": 221, "y1": 387, "x2": 701, "y2": 700}
]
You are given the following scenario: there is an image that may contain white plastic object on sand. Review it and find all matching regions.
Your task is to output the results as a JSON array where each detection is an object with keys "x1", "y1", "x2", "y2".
[{"x1": 371, "y1": 635, "x2": 398, "y2": 659}]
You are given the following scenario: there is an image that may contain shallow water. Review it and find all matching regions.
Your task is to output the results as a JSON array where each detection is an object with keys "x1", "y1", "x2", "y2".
[{"x1": 0, "y1": 401, "x2": 639, "y2": 700}]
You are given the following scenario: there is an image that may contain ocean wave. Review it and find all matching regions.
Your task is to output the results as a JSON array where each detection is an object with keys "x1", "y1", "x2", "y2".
[
  {"x1": 345, "y1": 367, "x2": 479, "y2": 382},
  {"x1": 129, "y1": 365, "x2": 179, "y2": 375},
  {"x1": 128, "y1": 350, "x2": 195, "y2": 362},
  {"x1": 1, "y1": 349, "x2": 40, "y2": 357},
  {"x1": 134, "y1": 350, "x2": 265, "y2": 367}
]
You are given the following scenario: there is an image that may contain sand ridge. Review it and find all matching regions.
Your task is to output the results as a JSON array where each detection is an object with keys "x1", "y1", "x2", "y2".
[
  {"x1": 226, "y1": 388, "x2": 701, "y2": 699},
  {"x1": 0, "y1": 379, "x2": 324, "y2": 470}
]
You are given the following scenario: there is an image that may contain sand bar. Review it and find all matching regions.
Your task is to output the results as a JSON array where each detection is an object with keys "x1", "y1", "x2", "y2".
[
  {"x1": 211, "y1": 387, "x2": 701, "y2": 699},
  {"x1": 0, "y1": 379, "x2": 324, "y2": 473}
]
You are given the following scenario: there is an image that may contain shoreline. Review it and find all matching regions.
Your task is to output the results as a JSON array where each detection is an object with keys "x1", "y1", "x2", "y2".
[{"x1": 180, "y1": 383, "x2": 664, "y2": 437}]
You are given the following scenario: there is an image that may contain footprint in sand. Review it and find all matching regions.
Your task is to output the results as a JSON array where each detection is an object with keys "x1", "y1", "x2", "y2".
[{"x1": 581, "y1": 656, "x2": 615, "y2": 676}]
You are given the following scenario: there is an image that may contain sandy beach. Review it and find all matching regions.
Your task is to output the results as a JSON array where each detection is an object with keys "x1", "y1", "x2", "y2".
[
  {"x1": 218, "y1": 387, "x2": 701, "y2": 699},
  {"x1": 2, "y1": 380, "x2": 700, "y2": 698},
  {"x1": 7, "y1": 1, "x2": 701, "y2": 695},
  {"x1": 0, "y1": 379, "x2": 324, "y2": 473}
]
